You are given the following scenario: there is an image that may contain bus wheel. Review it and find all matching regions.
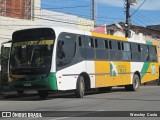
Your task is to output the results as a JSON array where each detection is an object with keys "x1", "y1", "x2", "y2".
[
  {"x1": 75, "y1": 76, "x2": 85, "y2": 98},
  {"x1": 125, "y1": 74, "x2": 140, "y2": 91},
  {"x1": 17, "y1": 90, "x2": 24, "y2": 96},
  {"x1": 38, "y1": 90, "x2": 48, "y2": 99},
  {"x1": 98, "y1": 87, "x2": 112, "y2": 92}
]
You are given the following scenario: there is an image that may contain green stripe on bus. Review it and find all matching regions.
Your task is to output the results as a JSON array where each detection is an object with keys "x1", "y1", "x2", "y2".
[
  {"x1": 9, "y1": 72, "x2": 58, "y2": 91},
  {"x1": 146, "y1": 41, "x2": 152, "y2": 45},
  {"x1": 140, "y1": 62, "x2": 150, "y2": 79},
  {"x1": 48, "y1": 72, "x2": 58, "y2": 90}
]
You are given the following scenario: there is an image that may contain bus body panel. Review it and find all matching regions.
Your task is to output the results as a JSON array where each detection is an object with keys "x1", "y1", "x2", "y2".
[
  {"x1": 56, "y1": 61, "x2": 85, "y2": 90},
  {"x1": 140, "y1": 62, "x2": 159, "y2": 83},
  {"x1": 56, "y1": 61, "x2": 96, "y2": 90},
  {"x1": 95, "y1": 61, "x2": 131, "y2": 87}
]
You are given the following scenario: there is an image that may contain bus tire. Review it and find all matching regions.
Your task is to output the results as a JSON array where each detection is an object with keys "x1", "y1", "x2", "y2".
[
  {"x1": 125, "y1": 74, "x2": 140, "y2": 91},
  {"x1": 98, "y1": 87, "x2": 112, "y2": 92},
  {"x1": 75, "y1": 76, "x2": 85, "y2": 98},
  {"x1": 38, "y1": 90, "x2": 48, "y2": 99}
]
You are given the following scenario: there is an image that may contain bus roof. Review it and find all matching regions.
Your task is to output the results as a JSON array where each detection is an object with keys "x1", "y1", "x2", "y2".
[{"x1": 12, "y1": 27, "x2": 148, "y2": 43}]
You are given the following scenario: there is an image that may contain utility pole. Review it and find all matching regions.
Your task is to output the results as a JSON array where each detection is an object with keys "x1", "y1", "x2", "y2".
[
  {"x1": 125, "y1": 0, "x2": 131, "y2": 38},
  {"x1": 91, "y1": 0, "x2": 96, "y2": 26}
]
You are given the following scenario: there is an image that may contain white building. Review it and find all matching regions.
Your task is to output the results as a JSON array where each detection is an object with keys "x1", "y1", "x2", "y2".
[{"x1": 40, "y1": 9, "x2": 94, "y2": 31}]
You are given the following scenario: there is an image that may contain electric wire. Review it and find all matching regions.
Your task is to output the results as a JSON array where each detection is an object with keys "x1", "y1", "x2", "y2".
[{"x1": 130, "y1": 0, "x2": 147, "y2": 17}]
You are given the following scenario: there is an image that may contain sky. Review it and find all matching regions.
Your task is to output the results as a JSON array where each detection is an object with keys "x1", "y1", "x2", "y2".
[{"x1": 41, "y1": 0, "x2": 160, "y2": 27}]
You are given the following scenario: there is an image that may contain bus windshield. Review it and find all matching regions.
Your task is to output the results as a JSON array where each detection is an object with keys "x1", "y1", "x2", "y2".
[{"x1": 10, "y1": 28, "x2": 55, "y2": 75}]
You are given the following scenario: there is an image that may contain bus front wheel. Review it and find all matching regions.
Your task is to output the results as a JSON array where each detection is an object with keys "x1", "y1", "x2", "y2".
[
  {"x1": 38, "y1": 90, "x2": 48, "y2": 99},
  {"x1": 75, "y1": 76, "x2": 85, "y2": 98},
  {"x1": 125, "y1": 74, "x2": 140, "y2": 91}
]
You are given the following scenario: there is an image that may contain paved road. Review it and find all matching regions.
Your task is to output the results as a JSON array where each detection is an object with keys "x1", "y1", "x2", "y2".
[{"x1": 0, "y1": 85, "x2": 160, "y2": 120}]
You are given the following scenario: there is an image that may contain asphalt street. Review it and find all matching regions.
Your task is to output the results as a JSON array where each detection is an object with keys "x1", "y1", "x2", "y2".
[{"x1": 0, "y1": 84, "x2": 160, "y2": 120}]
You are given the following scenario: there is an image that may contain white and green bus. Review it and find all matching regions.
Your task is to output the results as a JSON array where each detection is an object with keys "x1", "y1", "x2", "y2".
[{"x1": 9, "y1": 27, "x2": 159, "y2": 98}]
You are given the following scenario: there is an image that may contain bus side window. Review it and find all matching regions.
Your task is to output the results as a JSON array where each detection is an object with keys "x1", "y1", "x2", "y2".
[
  {"x1": 131, "y1": 43, "x2": 141, "y2": 62},
  {"x1": 141, "y1": 44, "x2": 149, "y2": 62},
  {"x1": 122, "y1": 42, "x2": 131, "y2": 61},
  {"x1": 149, "y1": 45, "x2": 157, "y2": 62},
  {"x1": 110, "y1": 40, "x2": 122, "y2": 60},
  {"x1": 78, "y1": 36, "x2": 82, "y2": 47},
  {"x1": 81, "y1": 36, "x2": 95, "y2": 60},
  {"x1": 104, "y1": 40, "x2": 108, "y2": 49},
  {"x1": 57, "y1": 40, "x2": 76, "y2": 67},
  {"x1": 95, "y1": 38, "x2": 108, "y2": 60}
]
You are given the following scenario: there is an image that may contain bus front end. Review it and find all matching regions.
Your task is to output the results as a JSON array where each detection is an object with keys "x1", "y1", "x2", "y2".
[{"x1": 9, "y1": 28, "x2": 58, "y2": 98}]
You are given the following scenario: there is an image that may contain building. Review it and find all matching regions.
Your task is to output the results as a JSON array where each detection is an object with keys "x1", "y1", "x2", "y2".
[
  {"x1": 40, "y1": 9, "x2": 78, "y2": 29},
  {"x1": 40, "y1": 9, "x2": 94, "y2": 31},
  {"x1": 147, "y1": 25, "x2": 160, "y2": 31},
  {"x1": 93, "y1": 22, "x2": 160, "y2": 41}
]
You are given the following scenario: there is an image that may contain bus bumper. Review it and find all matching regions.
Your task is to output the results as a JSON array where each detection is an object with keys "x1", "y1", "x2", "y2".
[{"x1": 9, "y1": 72, "x2": 58, "y2": 91}]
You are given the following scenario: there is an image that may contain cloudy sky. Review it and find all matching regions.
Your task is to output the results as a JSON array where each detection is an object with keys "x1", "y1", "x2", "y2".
[{"x1": 41, "y1": 0, "x2": 160, "y2": 26}]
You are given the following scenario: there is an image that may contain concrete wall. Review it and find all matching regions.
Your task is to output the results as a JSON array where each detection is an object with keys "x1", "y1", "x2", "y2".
[
  {"x1": 77, "y1": 18, "x2": 94, "y2": 31},
  {"x1": 40, "y1": 9, "x2": 94, "y2": 31},
  {"x1": 40, "y1": 9, "x2": 78, "y2": 29}
]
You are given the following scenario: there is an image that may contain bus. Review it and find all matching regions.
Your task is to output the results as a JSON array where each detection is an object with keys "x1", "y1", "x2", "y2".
[{"x1": 8, "y1": 27, "x2": 159, "y2": 98}]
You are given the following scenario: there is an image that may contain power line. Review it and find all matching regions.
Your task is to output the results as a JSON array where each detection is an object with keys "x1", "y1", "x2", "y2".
[
  {"x1": 130, "y1": 0, "x2": 147, "y2": 17},
  {"x1": 0, "y1": 8, "x2": 125, "y2": 28},
  {"x1": 42, "y1": 4, "x2": 89, "y2": 10},
  {"x1": 136, "y1": 11, "x2": 156, "y2": 24},
  {"x1": 0, "y1": 12, "x2": 92, "y2": 27},
  {"x1": 132, "y1": 15, "x2": 147, "y2": 26},
  {"x1": 130, "y1": 9, "x2": 150, "y2": 25}
]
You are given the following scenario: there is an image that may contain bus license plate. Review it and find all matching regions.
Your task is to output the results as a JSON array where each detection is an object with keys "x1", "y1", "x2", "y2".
[{"x1": 23, "y1": 83, "x2": 31, "y2": 87}]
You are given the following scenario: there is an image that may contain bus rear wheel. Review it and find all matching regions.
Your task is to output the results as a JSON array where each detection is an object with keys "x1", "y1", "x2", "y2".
[
  {"x1": 75, "y1": 76, "x2": 85, "y2": 98},
  {"x1": 125, "y1": 74, "x2": 140, "y2": 91},
  {"x1": 38, "y1": 90, "x2": 48, "y2": 99}
]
